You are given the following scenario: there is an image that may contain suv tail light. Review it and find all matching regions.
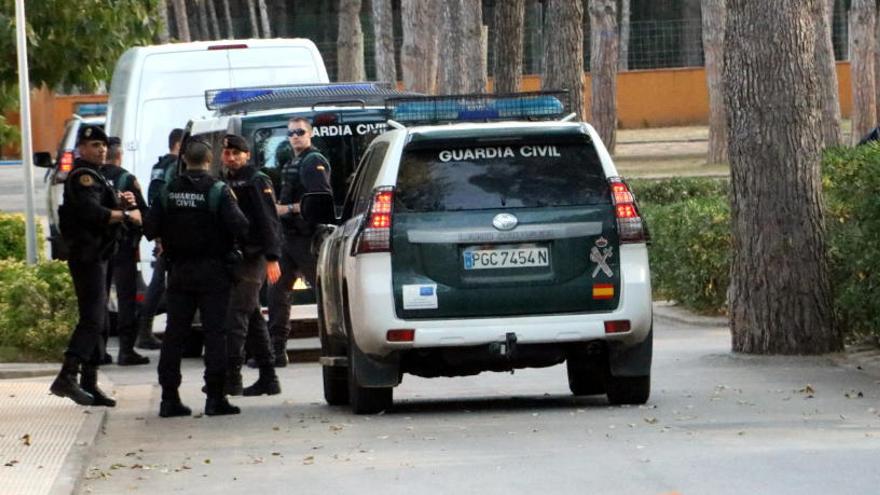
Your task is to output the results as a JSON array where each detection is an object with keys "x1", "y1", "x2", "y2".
[
  {"x1": 609, "y1": 177, "x2": 649, "y2": 243},
  {"x1": 59, "y1": 151, "x2": 74, "y2": 173},
  {"x1": 354, "y1": 186, "x2": 395, "y2": 254}
]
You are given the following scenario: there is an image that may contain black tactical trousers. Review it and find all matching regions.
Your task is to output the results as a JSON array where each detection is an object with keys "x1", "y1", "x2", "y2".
[
  {"x1": 141, "y1": 255, "x2": 167, "y2": 324},
  {"x1": 65, "y1": 259, "x2": 108, "y2": 365},
  {"x1": 267, "y1": 233, "x2": 316, "y2": 343},
  {"x1": 158, "y1": 285, "x2": 230, "y2": 395},
  {"x1": 107, "y1": 243, "x2": 138, "y2": 349},
  {"x1": 226, "y1": 254, "x2": 273, "y2": 367}
]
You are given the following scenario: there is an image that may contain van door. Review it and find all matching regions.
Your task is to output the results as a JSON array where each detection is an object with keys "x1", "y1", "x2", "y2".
[{"x1": 391, "y1": 135, "x2": 621, "y2": 319}]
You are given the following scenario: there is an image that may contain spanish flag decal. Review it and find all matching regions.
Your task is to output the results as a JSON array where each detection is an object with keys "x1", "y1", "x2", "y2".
[{"x1": 592, "y1": 283, "x2": 614, "y2": 300}]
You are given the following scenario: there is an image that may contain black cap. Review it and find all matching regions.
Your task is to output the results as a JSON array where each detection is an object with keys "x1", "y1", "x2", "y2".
[
  {"x1": 222, "y1": 133, "x2": 249, "y2": 152},
  {"x1": 77, "y1": 125, "x2": 109, "y2": 146},
  {"x1": 108, "y1": 136, "x2": 122, "y2": 147}
]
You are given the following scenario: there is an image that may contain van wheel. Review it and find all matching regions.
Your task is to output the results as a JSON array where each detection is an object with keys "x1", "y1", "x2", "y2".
[
  {"x1": 606, "y1": 374, "x2": 650, "y2": 405},
  {"x1": 566, "y1": 357, "x2": 607, "y2": 396},
  {"x1": 318, "y1": 282, "x2": 349, "y2": 405}
]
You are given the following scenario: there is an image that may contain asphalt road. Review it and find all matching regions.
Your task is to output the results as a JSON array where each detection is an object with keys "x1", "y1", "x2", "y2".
[
  {"x1": 0, "y1": 165, "x2": 49, "y2": 215},
  {"x1": 78, "y1": 317, "x2": 880, "y2": 495}
]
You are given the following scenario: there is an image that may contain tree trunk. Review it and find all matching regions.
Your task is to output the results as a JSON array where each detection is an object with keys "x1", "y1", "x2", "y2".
[
  {"x1": 271, "y1": 0, "x2": 289, "y2": 37},
  {"x1": 337, "y1": 0, "x2": 366, "y2": 81},
  {"x1": 493, "y1": 0, "x2": 524, "y2": 93},
  {"x1": 247, "y1": 0, "x2": 260, "y2": 38},
  {"x1": 401, "y1": 0, "x2": 441, "y2": 94},
  {"x1": 724, "y1": 0, "x2": 841, "y2": 355},
  {"x1": 588, "y1": 0, "x2": 618, "y2": 152},
  {"x1": 371, "y1": 0, "x2": 397, "y2": 84},
  {"x1": 876, "y1": 0, "x2": 880, "y2": 123},
  {"x1": 527, "y1": 0, "x2": 543, "y2": 75},
  {"x1": 205, "y1": 0, "x2": 220, "y2": 39},
  {"x1": 849, "y1": 0, "x2": 877, "y2": 144},
  {"x1": 437, "y1": 0, "x2": 486, "y2": 94},
  {"x1": 701, "y1": 0, "x2": 727, "y2": 164},
  {"x1": 171, "y1": 0, "x2": 191, "y2": 42},
  {"x1": 157, "y1": 0, "x2": 171, "y2": 43},
  {"x1": 681, "y1": 0, "x2": 703, "y2": 67},
  {"x1": 543, "y1": 0, "x2": 584, "y2": 120},
  {"x1": 619, "y1": 0, "x2": 630, "y2": 71},
  {"x1": 815, "y1": 0, "x2": 842, "y2": 147},
  {"x1": 220, "y1": 0, "x2": 234, "y2": 38},
  {"x1": 196, "y1": 0, "x2": 210, "y2": 40},
  {"x1": 257, "y1": 0, "x2": 271, "y2": 38}
]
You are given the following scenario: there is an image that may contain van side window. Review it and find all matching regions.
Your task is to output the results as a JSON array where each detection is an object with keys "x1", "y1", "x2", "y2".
[{"x1": 352, "y1": 142, "x2": 389, "y2": 217}]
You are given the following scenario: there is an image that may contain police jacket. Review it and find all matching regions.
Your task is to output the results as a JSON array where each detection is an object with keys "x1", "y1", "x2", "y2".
[
  {"x1": 143, "y1": 170, "x2": 249, "y2": 290},
  {"x1": 147, "y1": 153, "x2": 179, "y2": 206},
  {"x1": 59, "y1": 158, "x2": 122, "y2": 262},
  {"x1": 100, "y1": 164, "x2": 147, "y2": 249},
  {"x1": 223, "y1": 165, "x2": 281, "y2": 261},
  {"x1": 278, "y1": 147, "x2": 332, "y2": 235}
]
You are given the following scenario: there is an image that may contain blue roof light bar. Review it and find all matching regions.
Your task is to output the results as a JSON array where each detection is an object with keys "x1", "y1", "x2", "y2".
[
  {"x1": 386, "y1": 91, "x2": 569, "y2": 125},
  {"x1": 205, "y1": 82, "x2": 398, "y2": 111}
]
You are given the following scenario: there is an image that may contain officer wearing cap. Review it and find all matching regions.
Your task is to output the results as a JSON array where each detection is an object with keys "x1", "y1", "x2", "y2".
[
  {"x1": 144, "y1": 136, "x2": 249, "y2": 418},
  {"x1": 100, "y1": 137, "x2": 150, "y2": 366},
  {"x1": 50, "y1": 124, "x2": 142, "y2": 407},
  {"x1": 220, "y1": 133, "x2": 283, "y2": 396},
  {"x1": 268, "y1": 117, "x2": 332, "y2": 367}
]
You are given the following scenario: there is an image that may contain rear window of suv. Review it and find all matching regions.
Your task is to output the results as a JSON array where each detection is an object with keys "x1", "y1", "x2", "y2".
[{"x1": 395, "y1": 139, "x2": 610, "y2": 212}]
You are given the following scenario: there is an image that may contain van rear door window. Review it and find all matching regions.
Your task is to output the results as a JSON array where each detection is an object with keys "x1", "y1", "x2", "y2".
[{"x1": 395, "y1": 141, "x2": 609, "y2": 212}]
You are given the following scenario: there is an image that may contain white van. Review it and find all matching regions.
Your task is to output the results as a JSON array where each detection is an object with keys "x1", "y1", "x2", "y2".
[{"x1": 105, "y1": 38, "x2": 329, "y2": 277}]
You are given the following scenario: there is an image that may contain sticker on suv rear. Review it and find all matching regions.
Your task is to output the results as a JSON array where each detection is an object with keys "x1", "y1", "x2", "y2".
[{"x1": 403, "y1": 284, "x2": 439, "y2": 310}]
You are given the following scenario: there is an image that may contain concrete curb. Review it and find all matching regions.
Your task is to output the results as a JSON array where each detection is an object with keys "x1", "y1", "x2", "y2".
[
  {"x1": 652, "y1": 300, "x2": 728, "y2": 328},
  {"x1": 0, "y1": 364, "x2": 57, "y2": 380},
  {"x1": 48, "y1": 406, "x2": 107, "y2": 495}
]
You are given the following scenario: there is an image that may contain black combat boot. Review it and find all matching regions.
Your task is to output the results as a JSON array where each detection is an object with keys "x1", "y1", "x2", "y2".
[
  {"x1": 204, "y1": 378, "x2": 240, "y2": 416},
  {"x1": 242, "y1": 366, "x2": 282, "y2": 396},
  {"x1": 159, "y1": 388, "x2": 192, "y2": 418},
  {"x1": 80, "y1": 365, "x2": 116, "y2": 407},
  {"x1": 117, "y1": 333, "x2": 150, "y2": 366},
  {"x1": 272, "y1": 338, "x2": 288, "y2": 368},
  {"x1": 135, "y1": 317, "x2": 162, "y2": 350},
  {"x1": 225, "y1": 364, "x2": 244, "y2": 396},
  {"x1": 50, "y1": 356, "x2": 94, "y2": 406}
]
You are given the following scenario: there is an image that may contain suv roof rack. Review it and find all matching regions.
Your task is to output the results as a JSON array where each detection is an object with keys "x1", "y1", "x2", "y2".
[
  {"x1": 205, "y1": 82, "x2": 420, "y2": 114},
  {"x1": 384, "y1": 91, "x2": 569, "y2": 126}
]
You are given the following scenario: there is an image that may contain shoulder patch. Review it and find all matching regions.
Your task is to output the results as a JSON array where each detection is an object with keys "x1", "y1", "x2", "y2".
[
  {"x1": 263, "y1": 187, "x2": 273, "y2": 195},
  {"x1": 315, "y1": 165, "x2": 325, "y2": 171},
  {"x1": 79, "y1": 174, "x2": 95, "y2": 187}
]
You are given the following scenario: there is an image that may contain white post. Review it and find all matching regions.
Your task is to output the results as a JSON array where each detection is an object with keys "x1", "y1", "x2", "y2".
[{"x1": 15, "y1": 0, "x2": 38, "y2": 264}]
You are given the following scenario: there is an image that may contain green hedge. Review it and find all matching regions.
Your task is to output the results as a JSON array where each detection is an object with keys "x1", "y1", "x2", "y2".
[
  {"x1": 0, "y1": 260, "x2": 76, "y2": 361},
  {"x1": 630, "y1": 176, "x2": 729, "y2": 205},
  {"x1": 0, "y1": 213, "x2": 44, "y2": 261}
]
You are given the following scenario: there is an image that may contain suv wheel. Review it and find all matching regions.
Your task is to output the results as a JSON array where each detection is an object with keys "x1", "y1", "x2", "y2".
[
  {"x1": 344, "y1": 296, "x2": 392, "y2": 414},
  {"x1": 605, "y1": 374, "x2": 650, "y2": 405},
  {"x1": 318, "y1": 281, "x2": 349, "y2": 406},
  {"x1": 566, "y1": 356, "x2": 607, "y2": 396}
]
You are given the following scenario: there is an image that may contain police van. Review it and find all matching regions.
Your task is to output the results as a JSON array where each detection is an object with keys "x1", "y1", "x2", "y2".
[
  {"x1": 303, "y1": 93, "x2": 654, "y2": 414},
  {"x1": 106, "y1": 38, "x2": 329, "y2": 280}
]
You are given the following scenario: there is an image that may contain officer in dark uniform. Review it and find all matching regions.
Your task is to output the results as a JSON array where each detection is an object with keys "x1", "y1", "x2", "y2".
[
  {"x1": 219, "y1": 134, "x2": 282, "y2": 396},
  {"x1": 137, "y1": 128, "x2": 185, "y2": 350},
  {"x1": 50, "y1": 125, "x2": 141, "y2": 407},
  {"x1": 268, "y1": 117, "x2": 332, "y2": 367},
  {"x1": 100, "y1": 137, "x2": 150, "y2": 366},
  {"x1": 143, "y1": 138, "x2": 249, "y2": 418}
]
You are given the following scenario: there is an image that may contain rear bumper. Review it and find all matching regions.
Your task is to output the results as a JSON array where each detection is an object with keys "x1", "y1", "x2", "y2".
[{"x1": 347, "y1": 244, "x2": 652, "y2": 358}]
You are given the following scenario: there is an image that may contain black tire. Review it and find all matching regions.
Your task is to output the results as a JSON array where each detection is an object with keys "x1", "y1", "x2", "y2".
[
  {"x1": 317, "y1": 281, "x2": 349, "y2": 405},
  {"x1": 566, "y1": 357, "x2": 607, "y2": 396},
  {"x1": 606, "y1": 374, "x2": 651, "y2": 405}
]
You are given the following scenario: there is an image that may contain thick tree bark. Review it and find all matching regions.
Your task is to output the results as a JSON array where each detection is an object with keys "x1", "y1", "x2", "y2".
[
  {"x1": 337, "y1": 0, "x2": 366, "y2": 81},
  {"x1": 619, "y1": 0, "x2": 630, "y2": 71},
  {"x1": 401, "y1": 0, "x2": 441, "y2": 94},
  {"x1": 247, "y1": 0, "x2": 260, "y2": 38},
  {"x1": 848, "y1": 0, "x2": 877, "y2": 144},
  {"x1": 196, "y1": 0, "x2": 210, "y2": 40},
  {"x1": 205, "y1": 0, "x2": 221, "y2": 39},
  {"x1": 437, "y1": 0, "x2": 486, "y2": 94},
  {"x1": 221, "y1": 0, "x2": 234, "y2": 38},
  {"x1": 724, "y1": 0, "x2": 841, "y2": 355},
  {"x1": 371, "y1": 0, "x2": 397, "y2": 84},
  {"x1": 157, "y1": 0, "x2": 171, "y2": 43},
  {"x1": 526, "y1": 0, "x2": 543, "y2": 75},
  {"x1": 543, "y1": 0, "x2": 584, "y2": 120},
  {"x1": 815, "y1": 0, "x2": 842, "y2": 147},
  {"x1": 171, "y1": 0, "x2": 191, "y2": 42},
  {"x1": 701, "y1": 0, "x2": 727, "y2": 164},
  {"x1": 493, "y1": 0, "x2": 524, "y2": 93},
  {"x1": 681, "y1": 0, "x2": 703, "y2": 67},
  {"x1": 588, "y1": 0, "x2": 618, "y2": 152},
  {"x1": 257, "y1": 0, "x2": 271, "y2": 38}
]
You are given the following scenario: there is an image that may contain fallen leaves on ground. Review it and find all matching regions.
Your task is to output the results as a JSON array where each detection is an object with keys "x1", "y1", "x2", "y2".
[{"x1": 20, "y1": 434, "x2": 30, "y2": 446}]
